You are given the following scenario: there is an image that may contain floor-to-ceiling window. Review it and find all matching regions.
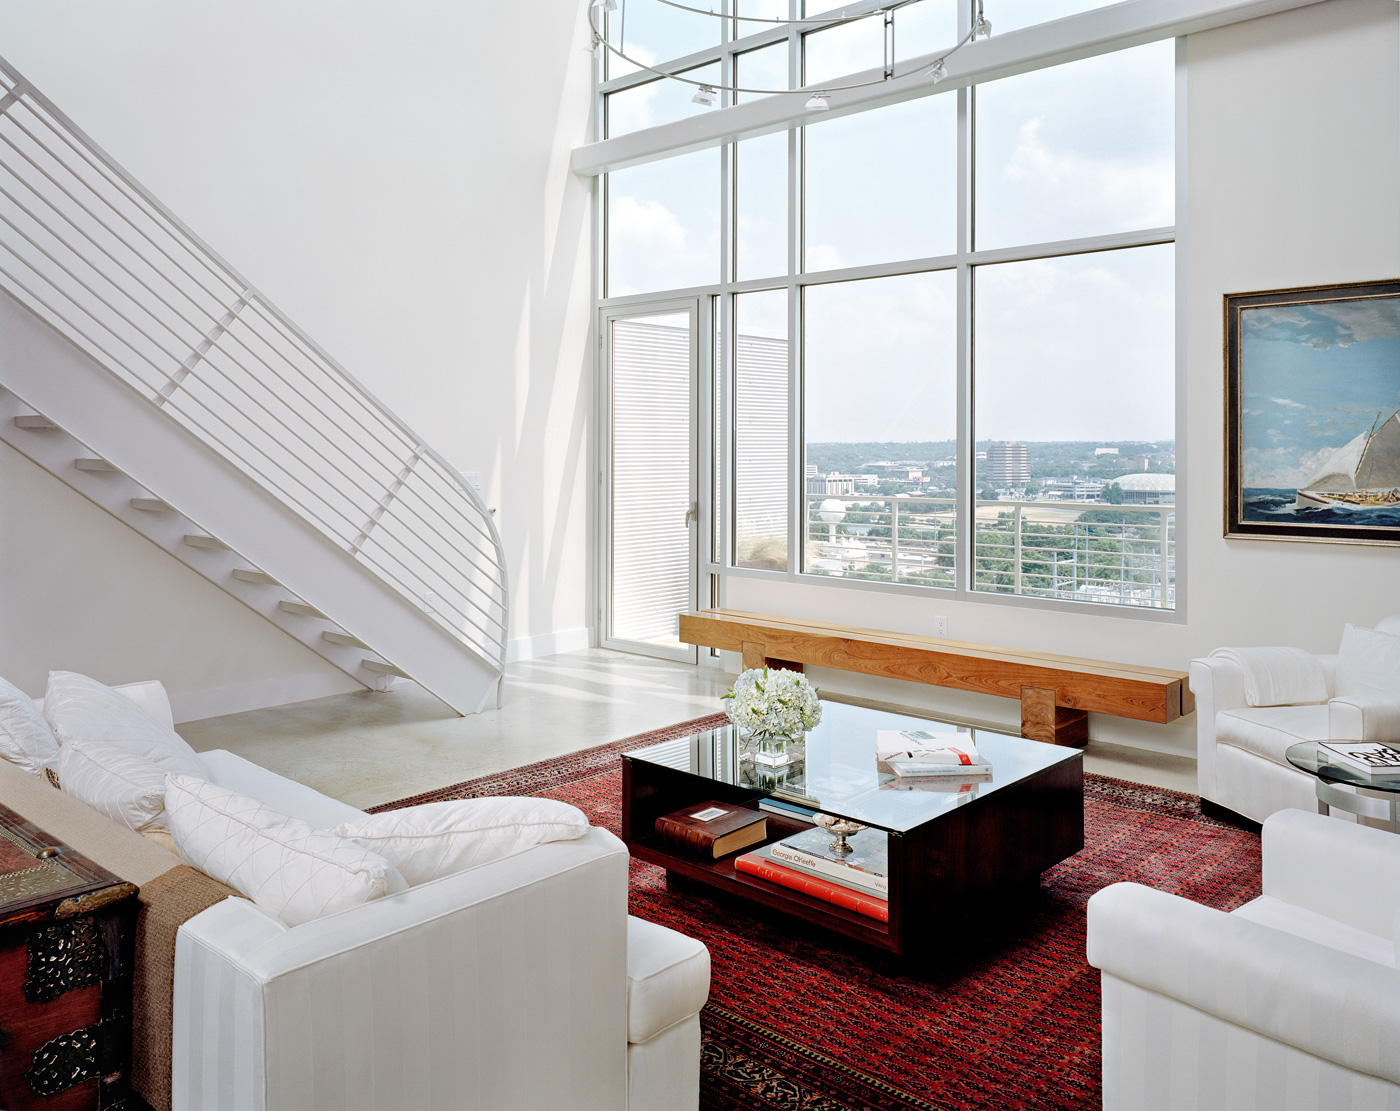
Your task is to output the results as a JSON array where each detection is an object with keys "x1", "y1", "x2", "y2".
[{"x1": 593, "y1": 0, "x2": 1179, "y2": 626}]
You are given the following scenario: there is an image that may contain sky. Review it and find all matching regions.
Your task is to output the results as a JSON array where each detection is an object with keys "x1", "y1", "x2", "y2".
[
  {"x1": 1240, "y1": 298, "x2": 1400, "y2": 488},
  {"x1": 604, "y1": 1, "x2": 1177, "y2": 445}
]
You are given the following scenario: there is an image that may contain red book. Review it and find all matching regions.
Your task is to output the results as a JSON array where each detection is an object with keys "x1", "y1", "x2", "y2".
[{"x1": 734, "y1": 852, "x2": 889, "y2": 922}]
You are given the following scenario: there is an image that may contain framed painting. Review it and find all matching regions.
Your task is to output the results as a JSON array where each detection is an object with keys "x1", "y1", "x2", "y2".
[{"x1": 1225, "y1": 279, "x2": 1400, "y2": 545}]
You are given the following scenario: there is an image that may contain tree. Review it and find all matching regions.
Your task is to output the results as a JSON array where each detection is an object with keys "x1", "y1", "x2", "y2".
[{"x1": 1103, "y1": 482, "x2": 1124, "y2": 504}]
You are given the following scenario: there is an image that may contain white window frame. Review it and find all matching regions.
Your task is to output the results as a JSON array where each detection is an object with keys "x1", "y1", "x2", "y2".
[{"x1": 587, "y1": 0, "x2": 1313, "y2": 631}]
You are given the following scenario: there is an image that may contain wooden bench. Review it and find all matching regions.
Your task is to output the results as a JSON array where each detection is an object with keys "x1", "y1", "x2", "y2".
[{"x1": 678, "y1": 608, "x2": 1193, "y2": 747}]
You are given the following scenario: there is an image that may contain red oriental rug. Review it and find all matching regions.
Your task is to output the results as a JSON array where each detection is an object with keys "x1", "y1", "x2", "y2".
[{"x1": 371, "y1": 714, "x2": 1262, "y2": 1111}]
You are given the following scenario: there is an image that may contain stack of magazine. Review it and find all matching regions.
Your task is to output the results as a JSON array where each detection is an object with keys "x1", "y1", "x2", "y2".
[
  {"x1": 735, "y1": 827, "x2": 889, "y2": 922},
  {"x1": 1317, "y1": 741, "x2": 1400, "y2": 779},
  {"x1": 875, "y1": 729, "x2": 992, "y2": 780}
]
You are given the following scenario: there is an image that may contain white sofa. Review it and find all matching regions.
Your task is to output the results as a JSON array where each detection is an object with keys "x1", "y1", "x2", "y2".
[
  {"x1": 1189, "y1": 616, "x2": 1400, "y2": 824},
  {"x1": 14, "y1": 681, "x2": 711, "y2": 1111},
  {"x1": 1087, "y1": 809, "x2": 1400, "y2": 1110}
]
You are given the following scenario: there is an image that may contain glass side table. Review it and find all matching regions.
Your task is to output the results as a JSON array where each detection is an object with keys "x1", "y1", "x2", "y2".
[{"x1": 1284, "y1": 741, "x2": 1400, "y2": 833}]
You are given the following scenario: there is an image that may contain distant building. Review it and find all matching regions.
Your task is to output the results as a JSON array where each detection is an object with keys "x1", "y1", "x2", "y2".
[
  {"x1": 806, "y1": 474, "x2": 855, "y2": 495},
  {"x1": 804, "y1": 464, "x2": 817, "y2": 478},
  {"x1": 866, "y1": 462, "x2": 923, "y2": 481},
  {"x1": 1041, "y1": 477, "x2": 1105, "y2": 501},
  {"x1": 825, "y1": 472, "x2": 878, "y2": 487},
  {"x1": 985, "y1": 442, "x2": 1030, "y2": 486},
  {"x1": 1094, "y1": 447, "x2": 1119, "y2": 456}
]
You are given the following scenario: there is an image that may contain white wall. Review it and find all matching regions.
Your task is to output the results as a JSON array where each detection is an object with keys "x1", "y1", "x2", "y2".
[
  {"x1": 0, "y1": 444, "x2": 362, "y2": 720},
  {"x1": 725, "y1": 0, "x2": 1400, "y2": 755},
  {"x1": 0, "y1": 0, "x2": 596, "y2": 706}
]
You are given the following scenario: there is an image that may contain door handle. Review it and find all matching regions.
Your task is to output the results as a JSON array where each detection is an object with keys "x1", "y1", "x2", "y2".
[{"x1": 684, "y1": 502, "x2": 698, "y2": 526}]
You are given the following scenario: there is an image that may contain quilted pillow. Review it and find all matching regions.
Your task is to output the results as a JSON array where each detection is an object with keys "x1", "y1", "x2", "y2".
[
  {"x1": 0, "y1": 675, "x2": 59, "y2": 775},
  {"x1": 60, "y1": 739, "x2": 168, "y2": 832},
  {"x1": 166, "y1": 775, "x2": 407, "y2": 926},
  {"x1": 43, "y1": 671, "x2": 206, "y2": 779},
  {"x1": 333, "y1": 797, "x2": 590, "y2": 886},
  {"x1": 1336, "y1": 623, "x2": 1400, "y2": 698}
]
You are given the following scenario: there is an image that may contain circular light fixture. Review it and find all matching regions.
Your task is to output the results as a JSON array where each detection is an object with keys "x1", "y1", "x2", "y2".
[{"x1": 589, "y1": 0, "x2": 991, "y2": 106}]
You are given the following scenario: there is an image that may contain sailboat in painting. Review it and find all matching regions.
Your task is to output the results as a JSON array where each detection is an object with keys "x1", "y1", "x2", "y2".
[{"x1": 1295, "y1": 409, "x2": 1400, "y2": 509}]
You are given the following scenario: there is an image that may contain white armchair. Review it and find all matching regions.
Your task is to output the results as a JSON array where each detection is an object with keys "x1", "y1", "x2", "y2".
[
  {"x1": 1087, "y1": 809, "x2": 1400, "y2": 1110},
  {"x1": 1189, "y1": 615, "x2": 1400, "y2": 824}
]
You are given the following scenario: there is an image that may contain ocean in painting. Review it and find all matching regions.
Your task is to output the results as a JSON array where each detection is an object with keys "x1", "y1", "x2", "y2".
[{"x1": 1243, "y1": 488, "x2": 1400, "y2": 528}]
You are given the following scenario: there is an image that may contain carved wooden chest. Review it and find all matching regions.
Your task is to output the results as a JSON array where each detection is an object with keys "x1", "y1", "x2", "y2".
[{"x1": 0, "y1": 801, "x2": 137, "y2": 1110}]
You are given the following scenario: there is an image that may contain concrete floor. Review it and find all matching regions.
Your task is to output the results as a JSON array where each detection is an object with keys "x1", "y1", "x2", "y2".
[{"x1": 177, "y1": 647, "x2": 1197, "y2": 809}]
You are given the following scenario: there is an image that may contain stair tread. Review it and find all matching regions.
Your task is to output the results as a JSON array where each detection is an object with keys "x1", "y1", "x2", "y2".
[
  {"x1": 361, "y1": 658, "x2": 411, "y2": 679},
  {"x1": 230, "y1": 568, "x2": 280, "y2": 586},
  {"x1": 278, "y1": 600, "x2": 327, "y2": 619}
]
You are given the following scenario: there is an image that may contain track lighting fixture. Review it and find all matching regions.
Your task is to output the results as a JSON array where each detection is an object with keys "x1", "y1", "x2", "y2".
[
  {"x1": 927, "y1": 59, "x2": 948, "y2": 83},
  {"x1": 692, "y1": 85, "x2": 718, "y2": 107},
  {"x1": 805, "y1": 93, "x2": 830, "y2": 111}
]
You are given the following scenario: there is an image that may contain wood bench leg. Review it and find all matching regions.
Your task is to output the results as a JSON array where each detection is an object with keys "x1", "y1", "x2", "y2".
[
  {"x1": 1020, "y1": 687, "x2": 1088, "y2": 747},
  {"x1": 741, "y1": 641, "x2": 804, "y2": 674}
]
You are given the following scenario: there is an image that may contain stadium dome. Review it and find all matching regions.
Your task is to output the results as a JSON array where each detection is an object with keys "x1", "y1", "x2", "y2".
[{"x1": 1114, "y1": 473, "x2": 1175, "y2": 493}]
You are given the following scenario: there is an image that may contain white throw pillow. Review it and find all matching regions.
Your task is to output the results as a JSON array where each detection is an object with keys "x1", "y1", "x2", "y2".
[
  {"x1": 333, "y1": 797, "x2": 590, "y2": 886},
  {"x1": 0, "y1": 675, "x2": 60, "y2": 775},
  {"x1": 60, "y1": 739, "x2": 168, "y2": 832},
  {"x1": 43, "y1": 671, "x2": 206, "y2": 779},
  {"x1": 165, "y1": 775, "x2": 407, "y2": 926},
  {"x1": 1336, "y1": 624, "x2": 1400, "y2": 699}
]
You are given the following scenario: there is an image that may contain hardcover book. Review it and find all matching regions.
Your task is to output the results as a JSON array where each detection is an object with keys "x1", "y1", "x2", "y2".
[
  {"x1": 1318, "y1": 741, "x2": 1400, "y2": 778},
  {"x1": 734, "y1": 852, "x2": 889, "y2": 922},
  {"x1": 757, "y1": 797, "x2": 817, "y2": 824},
  {"x1": 878, "y1": 758, "x2": 993, "y2": 779},
  {"x1": 767, "y1": 826, "x2": 889, "y2": 893},
  {"x1": 875, "y1": 729, "x2": 978, "y2": 764},
  {"x1": 653, "y1": 801, "x2": 767, "y2": 858}
]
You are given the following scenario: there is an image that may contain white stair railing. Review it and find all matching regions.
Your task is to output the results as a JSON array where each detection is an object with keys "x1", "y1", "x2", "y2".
[{"x1": 0, "y1": 57, "x2": 508, "y2": 677}]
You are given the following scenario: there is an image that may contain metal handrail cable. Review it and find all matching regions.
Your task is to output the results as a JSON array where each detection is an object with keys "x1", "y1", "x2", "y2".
[{"x1": 0, "y1": 56, "x2": 508, "y2": 672}]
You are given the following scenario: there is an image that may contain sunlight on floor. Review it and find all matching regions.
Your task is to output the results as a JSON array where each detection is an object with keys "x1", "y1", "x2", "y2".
[{"x1": 175, "y1": 647, "x2": 1197, "y2": 809}]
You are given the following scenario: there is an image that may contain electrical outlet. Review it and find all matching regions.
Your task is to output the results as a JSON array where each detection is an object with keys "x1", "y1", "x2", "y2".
[
  {"x1": 463, "y1": 471, "x2": 484, "y2": 494},
  {"x1": 934, "y1": 616, "x2": 949, "y2": 639}
]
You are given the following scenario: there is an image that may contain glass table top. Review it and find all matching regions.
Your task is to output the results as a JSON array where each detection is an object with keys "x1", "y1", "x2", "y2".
[
  {"x1": 625, "y1": 701, "x2": 1080, "y2": 833},
  {"x1": 1285, "y1": 741, "x2": 1400, "y2": 794}
]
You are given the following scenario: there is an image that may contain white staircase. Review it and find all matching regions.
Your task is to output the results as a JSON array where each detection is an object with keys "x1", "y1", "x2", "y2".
[{"x1": 0, "y1": 57, "x2": 509, "y2": 715}]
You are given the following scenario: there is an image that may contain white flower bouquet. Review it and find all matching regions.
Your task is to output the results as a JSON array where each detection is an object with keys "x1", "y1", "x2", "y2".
[{"x1": 722, "y1": 667, "x2": 822, "y2": 740}]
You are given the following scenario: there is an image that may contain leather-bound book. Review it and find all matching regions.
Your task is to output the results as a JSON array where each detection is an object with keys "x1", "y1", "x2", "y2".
[{"x1": 654, "y1": 801, "x2": 767, "y2": 859}]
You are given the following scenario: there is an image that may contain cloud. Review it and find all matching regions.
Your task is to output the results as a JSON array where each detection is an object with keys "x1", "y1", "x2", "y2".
[
  {"x1": 606, "y1": 193, "x2": 717, "y2": 296},
  {"x1": 1245, "y1": 308, "x2": 1310, "y2": 330},
  {"x1": 1243, "y1": 441, "x2": 1348, "y2": 487},
  {"x1": 1270, "y1": 397, "x2": 1305, "y2": 409},
  {"x1": 1245, "y1": 298, "x2": 1400, "y2": 350},
  {"x1": 995, "y1": 118, "x2": 1173, "y2": 236},
  {"x1": 1313, "y1": 298, "x2": 1400, "y2": 345}
]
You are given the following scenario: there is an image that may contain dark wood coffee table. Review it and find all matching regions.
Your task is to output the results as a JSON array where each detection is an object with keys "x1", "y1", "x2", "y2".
[{"x1": 622, "y1": 701, "x2": 1083, "y2": 956}]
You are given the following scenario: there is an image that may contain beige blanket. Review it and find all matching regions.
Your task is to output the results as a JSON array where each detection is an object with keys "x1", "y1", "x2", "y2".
[{"x1": 131, "y1": 865, "x2": 238, "y2": 1111}]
